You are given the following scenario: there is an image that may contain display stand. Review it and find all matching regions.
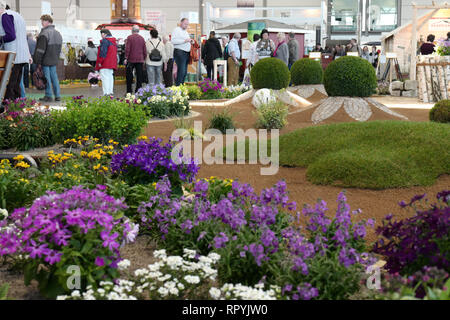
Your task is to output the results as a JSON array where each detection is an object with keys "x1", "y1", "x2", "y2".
[
  {"x1": 0, "y1": 51, "x2": 16, "y2": 101},
  {"x1": 213, "y1": 59, "x2": 227, "y2": 87}
]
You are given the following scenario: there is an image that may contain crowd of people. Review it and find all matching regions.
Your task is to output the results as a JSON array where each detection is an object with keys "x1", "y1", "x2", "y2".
[{"x1": 2, "y1": 1, "x2": 448, "y2": 104}]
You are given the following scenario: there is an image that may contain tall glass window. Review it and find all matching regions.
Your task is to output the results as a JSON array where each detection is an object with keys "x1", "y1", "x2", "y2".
[
  {"x1": 330, "y1": 0, "x2": 358, "y2": 32},
  {"x1": 368, "y1": 0, "x2": 398, "y2": 32}
]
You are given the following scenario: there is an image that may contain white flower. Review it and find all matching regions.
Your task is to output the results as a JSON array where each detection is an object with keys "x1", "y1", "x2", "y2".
[
  {"x1": 184, "y1": 275, "x2": 200, "y2": 284},
  {"x1": 177, "y1": 283, "x2": 185, "y2": 290},
  {"x1": 157, "y1": 287, "x2": 169, "y2": 297},
  {"x1": 209, "y1": 287, "x2": 221, "y2": 299},
  {"x1": 153, "y1": 249, "x2": 167, "y2": 259},
  {"x1": 207, "y1": 252, "x2": 221, "y2": 263},
  {"x1": 169, "y1": 287, "x2": 179, "y2": 296},
  {"x1": 126, "y1": 93, "x2": 131, "y2": 98},
  {"x1": 71, "y1": 290, "x2": 81, "y2": 297},
  {"x1": 137, "y1": 99, "x2": 142, "y2": 104},
  {"x1": 0, "y1": 208, "x2": 8, "y2": 219},
  {"x1": 117, "y1": 259, "x2": 131, "y2": 271},
  {"x1": 183, "y1": 249, "x2": 197, "y2": 259}
]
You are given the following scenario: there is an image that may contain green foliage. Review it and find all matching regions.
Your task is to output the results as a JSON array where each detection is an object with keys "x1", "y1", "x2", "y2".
[
  {"x1": 250, "y1": 58, "x2": 290, "y2": 90},
  {"x1": 50, "y1": 97, "x2": 147, "y2": 145},
  {"x1": 183, "y1": 84, "x2": 203, "y2": 100},
  {"x1": 208, "y1": 109, "x2": 235, "y2": 134},
  {"x1": 324, "y1": 56, "x2": 377, "y2": 97},
  {"x1": 224, "y1": 121, "x2": 450, "y2": 189},
  {"x1": 0, "y1": 118, "x2": 11, "y2": 149},
  {"x1": 290, "y1": 58, "x2": 323, "y2": 85},
  {"x1": 0, "y1": 283, "x2": 9, "y2": 300},
  {"x1": 430, "y1": 100, "x2": 450, "y2": 123},
  {"x1": 254, "y1": 101, "x2": 289, "y2": 129}
]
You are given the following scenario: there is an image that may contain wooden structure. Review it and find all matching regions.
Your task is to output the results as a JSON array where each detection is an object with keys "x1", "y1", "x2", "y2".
[
  {"x1": 213, "y1": 59, "x2": 227, "y2": 87},
  {"x1": 410, "y1": 2, "x2": 450, "y2": 80},
  {"x1": 417, "y1": 55, "x2": 450, "y2": 102},
  {"x1": 0, "y1": 51, "x2": 16, "y2": 102},
  {"x1": 110, "y1": 0, "x2": 141, "y2": 23}
]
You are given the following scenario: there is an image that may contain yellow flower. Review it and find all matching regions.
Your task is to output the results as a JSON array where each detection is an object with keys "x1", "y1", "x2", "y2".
[
  {"x1": 15, "y1": 161, "x2": 30, "y2": 169},
  {"x1": 137, "y1": 135, "x2": 148, "y2": 141},
  {"x1": 102, "y1": 166, "x2": 109, "y2": 172},
  {"x1": 13, "y1": 155, "x2": 25, "y2": 161},
  {"x1": 0, "y1": 169, "x2": 9, "y2": 175},
  {"x1": 108, "y1": 139, "x2": 115, "y2": 144},
  {"x1": 19, "y1": 178, "x2": 30, "y2": 184},
  {"x1": 73, "y1": 164, "x2": 80, "y2": 169},
  {"x1": 80, "y1": 151, "x2": 88, "y2": 157},
  {"x1": 54, "y1": 172, "x2": 63, "y2": 179},
  {"x1": 1, "y1": 159, "x2": 10, "y2": 165},
  {"x1": 93, "y1": 163, "x2": 101, "y2": 170}
]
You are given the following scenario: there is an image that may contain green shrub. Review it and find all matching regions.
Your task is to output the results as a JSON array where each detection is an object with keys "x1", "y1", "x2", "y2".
[
  {"x1": 430, "y1": 100, "x2": 450, "y2": 123},
  {"x1": 324, "y1": 56, "x2": 377, "y2": 97},
  {"x1": 50, "y1": 97, "x2": 147, "y2": 145},
  {"x1": 208, "y1": 109, "x2": 235, "y2": 134},
  {"x1": 255, "y1": 101, "x2": 289, "y2": 129},
  {"x1": 11, "y1": 113, "x2": 55, "y2": 151},
  {"x1": 184, "y1": 84, "x2": 203, "y2": 100},
  {"x1": 0, "y1": 118, "x2": 11, "y2": 149},
  {"x1": 290, "y1": 58, "x2": 323, "y2": 85},
  {"x1": 250, "y1": 58, "x2": 290, "y2": 90}
]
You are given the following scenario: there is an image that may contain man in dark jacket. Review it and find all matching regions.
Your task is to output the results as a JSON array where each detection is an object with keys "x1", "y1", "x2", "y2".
[
  {"x1": 33, "y1": 14, "x2": 62, "y2": 102},
  {"x1": 201, "y1": 31, "x2": 222, "y2": 80},
  {"x1": 125, "y1": 25, "x2": 146, "y2": 94}
]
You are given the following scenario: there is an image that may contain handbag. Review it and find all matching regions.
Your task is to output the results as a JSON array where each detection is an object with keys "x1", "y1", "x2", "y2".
[{"x1": 33, "y1": 65, "x2": 47, "y2": 90}]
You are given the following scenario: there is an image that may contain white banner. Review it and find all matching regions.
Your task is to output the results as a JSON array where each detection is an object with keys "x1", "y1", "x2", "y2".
[
  {"x1": 429, "y1": 18, "x2": 450, "y2": 31},
  {"x1": 145, "y1": 10, "x2": 166, "y2": 34}
]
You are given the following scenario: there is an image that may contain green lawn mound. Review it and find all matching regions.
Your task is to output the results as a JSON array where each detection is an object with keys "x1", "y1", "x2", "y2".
[{"x1": 225, "y1": 121, "x2": 450, "y2": 189}]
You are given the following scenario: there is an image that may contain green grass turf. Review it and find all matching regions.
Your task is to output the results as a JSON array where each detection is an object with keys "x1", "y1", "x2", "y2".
[{"x1": 223, "y1": 121, "x2": 450, "y2": 189}]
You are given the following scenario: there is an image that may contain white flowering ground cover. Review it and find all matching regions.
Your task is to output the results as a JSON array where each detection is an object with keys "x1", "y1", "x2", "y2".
[{"x1": 58, "y1": 249, "x2": 279, "y2": 300}]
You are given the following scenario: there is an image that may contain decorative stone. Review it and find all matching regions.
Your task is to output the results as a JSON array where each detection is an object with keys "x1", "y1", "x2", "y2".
[
  {"x1": 404, "y1": 80, "x2": 418, "y2": 91},
  {"x1": 391, "y1": 90, "x2": 402, "y2": 97},
  {"x1": 390, "y1": 81, "x2": 404, "y2": 91},
  {"x1": 252, "y1": 89, "x2": 277, "y2": 108},
  {"x1": 401, "y1": 90, "x2": 417, "y2": 97}
]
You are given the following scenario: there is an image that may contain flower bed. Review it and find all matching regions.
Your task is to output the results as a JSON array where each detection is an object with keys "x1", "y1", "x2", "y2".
[{"x1": 0, "y1": 133, "x2": 448, "y2": 300}]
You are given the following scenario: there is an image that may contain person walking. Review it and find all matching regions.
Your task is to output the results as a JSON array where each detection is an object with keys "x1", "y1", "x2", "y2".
[
  {"x1": 274, "y1": 32, "x2": 289, "y2": 66},
  {"x1": 162, "y1": 34, "x2": 174, "y2": 87},
  {"x1": 172, "y1": 18, "x2": 194, "y2": 86},
  {"x1": 0, "y1": 2, "x2": 32, "y2": 101},
  {"x1": 85, "y1": 40, "x2": 98, "y2": 67},
  {"x1": 66, "y1": 42, "x2": 76, "y2": 65},
  {"x1": 348, "y1": 38, "x2": 359, "y2": 54},
  {"x1": 287, "y1": 32, "x2": 299, "y2": 69},
  {"x1": 33, "y1": 14, "x2": 62, "y2": 102},
  {"x1": 202, "y1": 31, "x2": 222, "y2": 80},
  {"x1": 125, "y1": 25, "x2": 146, "y2": 94},
  {"x1": 227, "y1": 32, "x2": 241, "y2": 86},
  {"x1": 255, "y1": 29, "x2": 275, "y2": 60},
  {"x1": 145, "y1": 29, "x2": 166, "y2": 87},
  {"x1": 95, "y1": 29, "x2": 117, "y2": 97}
]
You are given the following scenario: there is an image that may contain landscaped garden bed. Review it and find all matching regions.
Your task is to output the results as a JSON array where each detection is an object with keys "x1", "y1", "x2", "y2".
[{"x1": 1, "y1": 55, "x2": 449, "y2": 301}]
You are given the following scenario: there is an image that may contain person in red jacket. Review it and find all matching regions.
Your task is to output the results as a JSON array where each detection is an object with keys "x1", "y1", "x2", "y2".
[{"x1": 96, "y1": 29, "x2": 117, "y2": 96}]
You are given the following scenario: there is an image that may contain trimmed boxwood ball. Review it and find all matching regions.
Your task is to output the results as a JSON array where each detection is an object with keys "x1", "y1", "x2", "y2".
[
  {"x1": 324, "y1": 56, "x2": 377, "y2": 97},
  {"x1": 429, "y1": 99, "x2": 450, "y2": 123},
  {"x1": 250, "y1": 57, "x2": 290, "y2": 90},
  {"x1": 290, "y1": 58, "x2": 323, "y2": 85}
]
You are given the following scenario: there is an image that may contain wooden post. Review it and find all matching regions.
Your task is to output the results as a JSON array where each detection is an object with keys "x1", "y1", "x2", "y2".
[{"x1": 410, "y1": 4, "x2": 417, "y2": 80}]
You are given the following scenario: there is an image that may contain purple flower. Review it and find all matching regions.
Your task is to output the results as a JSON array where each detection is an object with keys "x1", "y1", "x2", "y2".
[
  {"x1": 95, "y1": 257, "x2": 105, "y2": 266},
  {"x1": 213, "y1": 232, "x2": 229, "y2": 249}
]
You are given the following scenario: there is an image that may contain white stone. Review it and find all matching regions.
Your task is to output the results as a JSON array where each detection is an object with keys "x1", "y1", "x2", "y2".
[
  {"x1": 404, "y1": 80, "x2": 418, "y2": 91},
  {"x1": 391, "y1": 90, "x2": 402, "y2": 97},
  {"x1": 390, "y1": 81, "x2": 404, "y2": 91},
  {"x1": 401, "y1": 90, "x2": 417, "y2": 97},
  {"x1": 252, "y1": 89, "x2": 277, "y2": 108}
]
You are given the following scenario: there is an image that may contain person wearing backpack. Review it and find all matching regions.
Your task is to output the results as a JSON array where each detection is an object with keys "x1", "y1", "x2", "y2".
[
  {"x1": 125, "y1": 25, "x2": 147, "y2": 94},
  {"x1": 146, "y1": 29, "x2": 167, "y2": 87}
]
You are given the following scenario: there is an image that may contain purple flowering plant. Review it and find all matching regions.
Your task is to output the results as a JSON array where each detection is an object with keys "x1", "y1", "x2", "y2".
[
  {"x1": 138, "y1": 176, "x2": 375, "y2": 299},
  {"x1": 0, "y1": 186, "x2": 138, "y2": 298},
  {"x1": 110, "y1": 137, "x2": 199, "y2": 194},
  {"x1": 372, "y1": 190, "x2": 450, "y2": 276},
  {"x1": 198, "y1": 78, "x2": 225, "y2": 99}
]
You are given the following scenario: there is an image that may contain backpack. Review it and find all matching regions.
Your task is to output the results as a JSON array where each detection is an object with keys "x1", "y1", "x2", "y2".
[
  {"x1": 33, "y1": 65, "x2": 47, "y2": 90},
  {"x1": 149, "y1": 40, "x2": 162, "y2": 62}
]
